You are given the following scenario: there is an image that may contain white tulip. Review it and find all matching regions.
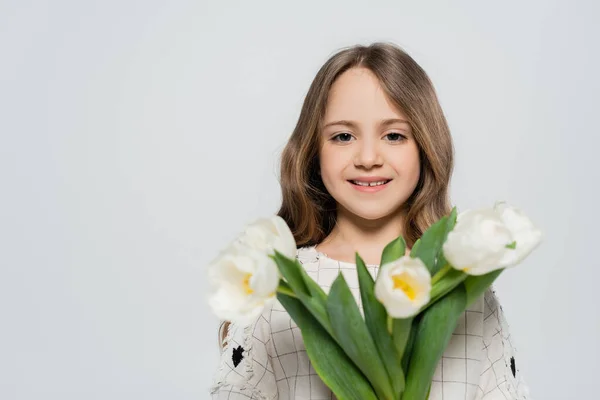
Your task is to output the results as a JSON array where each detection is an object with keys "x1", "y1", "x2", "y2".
[
  {"x1": 375, "y1": 256, "x2": 432, "y2": 318},
  {"x1": 494, "y1": 201, "x2": 543, "y2": 267},
  {"x1": 443, "y1": 208, "x2": 513, "y2": 275},
  {"x1": 443, "y1": 203, "x2": 541, "y2": 275},
  {"x1": 238, "y1": 215, "x2": 297, "y2": 259},
  {"x1": 208, "y1": 241, "x2": 280, "y2": 324}
]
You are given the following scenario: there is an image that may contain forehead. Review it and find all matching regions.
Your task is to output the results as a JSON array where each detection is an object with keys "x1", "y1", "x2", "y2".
[{"x1": 323, "y1": 67, "x2": 408, "y2": 122}]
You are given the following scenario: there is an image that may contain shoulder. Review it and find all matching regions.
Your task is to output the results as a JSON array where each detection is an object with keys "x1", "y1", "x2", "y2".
[
  {"x1": 482, "y1": 287, "x2": 514, "y2": 344},
  {"x1": 479, "y1": 288, "x2": 532, "y2": 398},
  {"x1": 483, "y1": 287, "x2": 507, "y2": 329}
]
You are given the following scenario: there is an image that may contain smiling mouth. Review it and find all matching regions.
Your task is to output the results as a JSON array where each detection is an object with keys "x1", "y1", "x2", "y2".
[{"x1": 348, "y1": 179, "x2": 392, "y2": 187}]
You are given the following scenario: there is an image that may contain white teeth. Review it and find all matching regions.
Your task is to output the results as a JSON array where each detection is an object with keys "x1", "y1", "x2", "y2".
[{"x1": 352, "y1": 180, "x2": 388, "y2": 187}]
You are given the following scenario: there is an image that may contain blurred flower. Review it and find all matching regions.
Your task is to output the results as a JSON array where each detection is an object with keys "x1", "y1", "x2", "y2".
[
  {"x1": 207, "y1": 215, "x2": 296, "y2": 323},
  {"x1": 208, "y1": 241, "x2": 280, "y2": 324},
  {"x1": 238, "y1": 215, "x2": 297, "y2": 259}
]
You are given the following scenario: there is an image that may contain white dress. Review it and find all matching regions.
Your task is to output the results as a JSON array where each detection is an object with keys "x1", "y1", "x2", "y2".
[{"x1": 210, "y1": 246, "x2": 532, "y2": 399}]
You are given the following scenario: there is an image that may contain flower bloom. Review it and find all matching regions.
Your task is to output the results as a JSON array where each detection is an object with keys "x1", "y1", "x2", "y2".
[
  {"x1": 374, "y1": 256, "x2": 432, "y2": 318},
  {"x1": 208, "y1": 242, "x2": 280, "y2": 324},
  {"x1": 494, "y1": 201, "x2": 543, "y2": 268},
  {"x1": 443, "y1": 202, "x2": 542, "y2": 275},
  {"x1": 238, "y1": 215, "x2": 297, "y2": 259},
  {"x1": 207, "y1": 215, "x2": 296, "y2": 323}
]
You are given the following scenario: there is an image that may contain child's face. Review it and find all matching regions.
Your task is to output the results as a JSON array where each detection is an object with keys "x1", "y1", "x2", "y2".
[{"x1": 319, "y1": 67, "x2": 421, "y2": 222}]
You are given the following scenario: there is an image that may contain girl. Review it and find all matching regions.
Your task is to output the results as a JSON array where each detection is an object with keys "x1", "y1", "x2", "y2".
[{"x1": 210, "y1": 42, "x2": 530, "y2": 399}]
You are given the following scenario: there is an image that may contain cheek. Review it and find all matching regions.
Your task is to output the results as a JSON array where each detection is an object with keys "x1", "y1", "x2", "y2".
[
  {"x1": 319, "y1": 148, "x2": 347, "y2": 179},
  {"x1": 391, "y1": 146, "x2": 421, "y2": 178}
]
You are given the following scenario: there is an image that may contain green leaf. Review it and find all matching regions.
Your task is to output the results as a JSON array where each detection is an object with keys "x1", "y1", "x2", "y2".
[
  {"x1": 273, "y1": 251, "x2": 309, "y2": 296},
  {"x1": 435, "y1": 207, "x2": 458, "y2": 273},
  {"x1": 410, "y1": 207, "x2": 458, "y2": 276},
  {"x1": 401, "y1": 317, "x2": 418, "y2": 372},
  {"x1": 464, "y1": 269, "x2": 503, "y2": 307},
  {"x1": 273, "y1": 250, "x2": 328, "y2": 307},
  {"x1": 392, "y1": 317, "x2": 412, "y2": 361},
  {"x1": 380, "y1": 235, "x2": 407, "y2": 267},
  {"x1": 403, "y1": 284, "x2": 467, "y2": 400},
  {"x1": 277, "y1": 279, "x2": 296, "y2": 298},
  {"x1": 296, "y1": 257, "x2": 328, "y2": 305},
  {"x1": 447, "y1": 206, "x2": 458, "y2": 231},
  {"x1": 356, "y1": 254, "x2": 405, "y2": 396},
  {"x1": 409, "y1": 238, "x2": 421, "y2": 257},
  {"x1": 425, "y1": 382, "x2": 432, "y2": 400},
  {"x1": 296, "y1": 293, "x2": 334, "y2": 337},
  {"x1": 277, "y1": 292, "x2": 378, "y2": 400},
  {"x1": 425, "y1": 269, "x2": 468, "y2": 310},
  {"x1": 327, "y1": 273, "x2": 396, "y2": 400},
  {"x1": 410, "y1": 215, "x2": 448, "y2": 275},
  {"x1": 273, "y1": 251, "x2": 333, "y2": 336}
]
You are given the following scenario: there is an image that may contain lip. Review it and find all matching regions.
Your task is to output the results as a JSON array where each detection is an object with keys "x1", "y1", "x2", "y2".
[
  {"x1": 348, "y1": 179, "x2": 392, "y2": 193},
  {"x1": 349, "y1": 176, "x2": 391, "y2": 183}
]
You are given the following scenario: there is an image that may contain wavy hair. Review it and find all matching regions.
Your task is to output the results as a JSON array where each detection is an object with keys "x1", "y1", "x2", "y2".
[{"x1": 276, "y1": 42, "x2": 454, "y2": 249}]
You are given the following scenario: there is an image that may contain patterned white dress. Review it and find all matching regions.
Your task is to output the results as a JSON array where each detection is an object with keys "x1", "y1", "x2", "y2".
[{"x1": 210, "y1": 246, "x2": 532, "y2": 399}]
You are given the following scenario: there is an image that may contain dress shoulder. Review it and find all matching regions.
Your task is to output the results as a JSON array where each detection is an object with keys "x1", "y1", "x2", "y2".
[{"x1": 478, "y1": 288, "x2": 532, "y2": 399}]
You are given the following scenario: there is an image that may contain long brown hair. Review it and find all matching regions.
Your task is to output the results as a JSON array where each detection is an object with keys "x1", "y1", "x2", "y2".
[
  {"x1": 276, "y1": 42, "x2": 454, "y2": 249},
  {"x1": 219, "y1": 43, "x2": 455, "y2": 349}
]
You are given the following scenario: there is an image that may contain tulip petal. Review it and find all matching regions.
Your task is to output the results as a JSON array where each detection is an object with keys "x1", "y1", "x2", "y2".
[
  {"x1": 272, "y1": 215, "x2": 297, "y2": 258},
  {"x1": 375, "y1": 257, "x2": 431, "y2": 319},
  {"x1": 207, "y1": 238, "x2": 281, "y2": 324},
  {"x1": 443, "y1": 208, "x2": 514, "y2": 275},
  {"x1": 494, "y1": 203, "x2": 543, "y2": 268},
  {"x1": 237, "y1": 215, "x2": 297, "y2": 260}
]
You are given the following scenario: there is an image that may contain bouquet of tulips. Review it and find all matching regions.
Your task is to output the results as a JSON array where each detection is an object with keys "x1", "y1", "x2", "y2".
[{"x1": 208, "y1": 201, "x2": 542, "y2": 400}]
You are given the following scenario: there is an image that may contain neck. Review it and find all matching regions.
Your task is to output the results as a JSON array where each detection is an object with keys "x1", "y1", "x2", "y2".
[{"x1": 318, "y1": 206, "x2": 409, "y2": 265}]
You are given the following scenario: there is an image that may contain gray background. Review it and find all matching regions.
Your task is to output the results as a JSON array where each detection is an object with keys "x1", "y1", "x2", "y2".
[{"x1": 1, "y1": 0, "x2": 598, "y2": 398}]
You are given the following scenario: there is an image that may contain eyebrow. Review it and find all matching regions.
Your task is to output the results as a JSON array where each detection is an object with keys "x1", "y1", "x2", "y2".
[{"x1": 322, "y1": 118, "x2": 410, "y2": 129}]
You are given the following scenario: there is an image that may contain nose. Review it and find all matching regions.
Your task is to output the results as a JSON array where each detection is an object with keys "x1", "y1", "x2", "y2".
[{"x1": 353, "y1": 138, "x2": 383, "y2": 169}]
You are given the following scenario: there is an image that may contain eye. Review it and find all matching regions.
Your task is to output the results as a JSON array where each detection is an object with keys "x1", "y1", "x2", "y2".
[
  {"x1": 331, "y1": 132, "x2": 354, "y2": 143},
  {"x1": 385, "y1": 132, "x2": 407, "y2": 142}
]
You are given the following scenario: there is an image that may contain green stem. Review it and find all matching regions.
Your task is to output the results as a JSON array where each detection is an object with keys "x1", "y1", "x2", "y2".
[
  {"x1": 431, "y1": 263, "x2": 451, "y2": 285},
  {"x1": 277, "y1": 284, "x2": 297, "y2": 298}
]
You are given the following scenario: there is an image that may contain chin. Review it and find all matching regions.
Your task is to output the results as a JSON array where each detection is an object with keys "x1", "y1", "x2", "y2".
[
  {"x1": 341, "y1": 198, "x2": 408, "y2": 220},
  {"x1": 346, "y1": 207, "x2": 396, "y2": 221}
]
